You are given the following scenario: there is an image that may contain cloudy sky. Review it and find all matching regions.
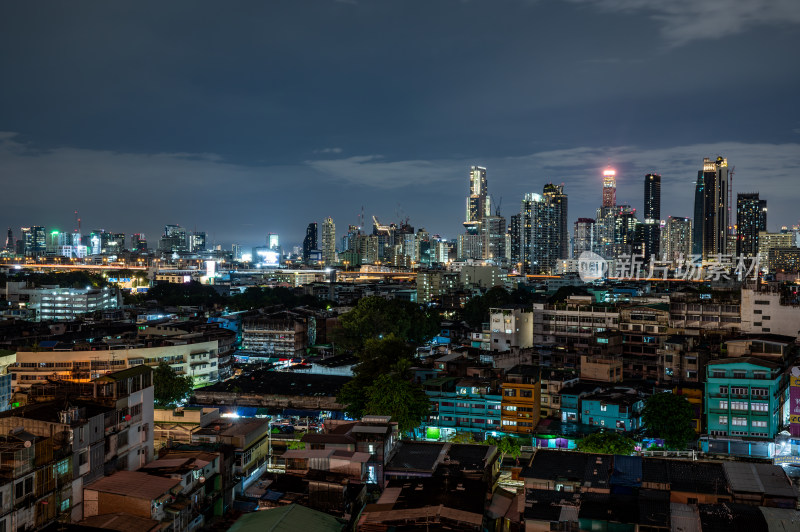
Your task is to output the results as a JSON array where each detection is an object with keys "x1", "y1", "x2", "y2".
[{"x1": 1, "y1": 1, "x2": 799, "y2": 249}]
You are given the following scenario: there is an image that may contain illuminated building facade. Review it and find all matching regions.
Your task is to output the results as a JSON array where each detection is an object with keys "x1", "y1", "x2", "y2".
[
  {"x1": 302, "y1": 222, "x2": 318, "y2": 263},
  {"x1": 700, "y1": 157, "x2": 729, "y2": 260},
  {"x1": 661, "y1": 216, "x2": 692, "y2": 263},
  {"x1": 736, "y1": 193, "x2": 767, "y2": 257},
  {"x1": 643, "y1": 173, "x2": 661, "y2": 260},
  {"x1": 464, "y1": 165, "x2": 490, "y2": 235},
  {"x1": 602, "y1": 168, "x2": 616, "y2": 208},
  {"x1": 321, "y1": 216, "x2": 336, "y2": 265},
  {"x1": 573, "y1": 218, "x2": 595, "y2": 257}
]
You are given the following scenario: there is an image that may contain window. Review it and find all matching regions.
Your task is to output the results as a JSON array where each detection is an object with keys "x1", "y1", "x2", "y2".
[
  {"x1": 752, "y1": 420, "x2": 767, "y2": 428},
  {"x1": 731, "y1": 387, "x2": 747, "y2": 395},
  {"x1": 504, "y1": 389, "x2": 516, "y2": 397},
  {"x1": 712, "y1": 371, "x2": 726, "y2": 378},
  {"x1": 520, "y1": 389, "x2": 533, "y2": 398},
  {"x1": 731, "y1": 401, "x2": 748, "y2": 410},
  {"x1": 719, "y1": 400, "x2": 728, "y2": 409},
  {"x1": 752, "y1": 387, "x2": 769, "y2": 397},
  {"x1": 732, "y1": 417, "x2": 747, "y2": 426},
  {"x1": 752, "y1": 402, "x2": 769, "y2": 412},
  {"x1": 718, "y1": 386, "x2": 728, "y2": 394},
  {"x1": 78, "y1": 452, "x2": 88, "y2": 466},
  {"x1": 600, "y1": 404, "x2": 607, "y2": 412},
  {"x1": 718, "y1": 416, "x2": 728, "y2": 425},
  {"x1": 733, "y1": 371, "x2": 746, "y2": 379}
]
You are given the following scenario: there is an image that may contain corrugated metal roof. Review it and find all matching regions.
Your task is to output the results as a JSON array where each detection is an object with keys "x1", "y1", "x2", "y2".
[{"x1": 86, "y1": 471, "x2": 181, "y2": 500}]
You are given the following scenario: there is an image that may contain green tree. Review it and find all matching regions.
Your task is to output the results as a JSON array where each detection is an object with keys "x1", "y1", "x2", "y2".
[
  {"x1": 153, "y1": 361, "x2": 194, "y2": 406},
  {"x1": 338, "y1": 335, "x2": 414, "y2": 418},
  {"x1": 363, "y1": 373, "x2": 430, "y2": 435},
  {"x1": 576, "y1": 431, "x2": 636, "y2": 455},
  {"x1": 334, "y1": 296, "x2": 438, "y2": 350},
  {"x1": 446, "y1": 432, "x2": 478, "y2": 444},
  {"x1": 642, "y1": 392, "x2": 696, "y2": 450}
]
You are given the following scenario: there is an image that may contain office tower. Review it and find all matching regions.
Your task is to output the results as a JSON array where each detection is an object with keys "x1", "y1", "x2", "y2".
[
  {"x1": 160, "y1": 225, "x2": 188, "y2": 253},
  {"x1": 321, "y1": 217, "x2": 336, "y2": 264},
  {"x1": 736, "y1": 193, "x2": 767, "y2": 257},
  {"x1": 464, "y1": 166, "x2": 490, "y2": 235},
  {"x1": 342, "y1": 225, "x2": 360, "y2": 253},
  {"x1": 5, "y1": 228, "x2": 13, "y2": 251},
  {"x1": 111, "y1": 233, "x2": 126, "y2": 253},
  {"x1": 692, "y1": 170, "x2": 705, "y2": 257},
  {"x1": 232, "y1": 243, "x2": 242, "y2": 260},
  {"x1": 131, "y1": 233, "x2": 147, "y2": 252},
  {"x1": 47, "y1": 230, "x2": 61, "y2": 254},
  {"x1": 602, "y1": 167, "x2": 616, "y2": 208},
  {"x1": 189, "y1": 231, "x2": 207, "y2": 253},
  {"x1": 303, "y1": 222, "x2": 318, "y2": 263},
  {"x1": 21, "y1": 226, "x2": 46, "y2": 257},
  {"x1": 520, "y1": 184, "x2": 566, "y2": 274},
  {"x1": 699, "y1": 157, "x2": 729, "y2": 260},
  {"x1": 543, "y1": 183, "x2": 569, "y2": 260},
  {"x1": 268, "y1": 233, "x2": 280, "y2": 251},
  {"x1": 481, "y1": 215, "x2": 506, "y2": 261},
  {"x1": 661, "y1": 216, "x2": 693, "y2": 263},
  {"x1": 509, "y1": 214, "x2": 522, "y2": 267},
  {"x1": 643, "y1": 173, "x2": 661, "y2": 260},
  {"x1": 573, "y1": 218, "x2": 596, "y2": 257}
]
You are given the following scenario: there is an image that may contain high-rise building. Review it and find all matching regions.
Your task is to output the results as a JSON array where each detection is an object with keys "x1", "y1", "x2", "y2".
[
  {"x1": 321, "y1": 217, "x2": 336, "y2": 265},
  {"x1": 464, "y1": 166, "x2": 490, "y2": 235},
  {"x1": 21, "y1": 226, "x2": 46, "y2": 257},
  {"x1": 602, "y1": 167, "x2": 616, "y2": 208},
  {"x1": 543, "y1": 183, "x2": 569, "y2": 260},
  {"x1": 47, "y1": 230, "x2": 61, "y2": 254},
  {"x1": 698, "y1": 157, "x2": 729, "y2": 260},
  {"x1": 189, "y1": 231, "x2": 207, "y2": 253},
  {"x1": 643, "y1": 173, "x2": 661, "y2": 260},
  {"x1": 160, "y1": 225, "x2": 188, "y2": 253},
  {"x1": 480, "y1": 215, "x2": 506, "y2": 261},
  {"x1": 131, "y1": 233, "x2": 147, "y2": 252},
  {"x1": 509, "y1": 214, "x2": 522, "y2": 268},
  {"x1": 520, "y1": 184, "x2": 567, "y2": 274},
  {"x1": 303, "y1": 222, "x2": 318, "y2": 263},
  {"x1": 661, "y1": 216, "x2": 692, "y2": 263},
  {"x1": 692, "y1": 170, "x2": 705, "y2": 257},
  {"x1": 736, "y1": 193, "x2": 767, "y2": 257},
  {"x1": 5, "y1": 227, "x2": 13, "y2": 252},
  {"x1": 268, "y1": 233, "x2": 280, "y2": 251},
  {"x1": 573, "y1": 218, "x2": 596, "y2": 257}
]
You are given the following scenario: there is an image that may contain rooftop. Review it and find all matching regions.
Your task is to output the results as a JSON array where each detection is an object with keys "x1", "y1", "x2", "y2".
[{"x1": 86, "y1": 470, "x2": 181, "y2": 500}]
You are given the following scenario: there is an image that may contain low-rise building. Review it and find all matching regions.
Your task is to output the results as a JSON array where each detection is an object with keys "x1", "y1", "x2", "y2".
[
  {"x1": 500, "y1": 365, "x2": 541, "y2": 435},
  {"x1": 489, "y1": 305, "x2": 533, "y2": 352}
]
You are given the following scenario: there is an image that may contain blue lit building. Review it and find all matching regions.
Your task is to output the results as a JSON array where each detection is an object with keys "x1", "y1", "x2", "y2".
[
  {"x1": 579, "y1": 390, "x2": 645, "y2": 431},
  {"x1": 418, "y1": 376, "x2": 503, "y2": 440}
]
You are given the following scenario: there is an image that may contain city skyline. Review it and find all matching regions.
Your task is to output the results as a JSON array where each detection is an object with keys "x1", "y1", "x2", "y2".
[{"x1": 1, "y1": 1, "x2": 799, "y2": 246}]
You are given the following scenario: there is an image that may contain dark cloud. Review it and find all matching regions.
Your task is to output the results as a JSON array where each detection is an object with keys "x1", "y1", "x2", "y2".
[{"x1": 1, "y1": 1, "x2": 798, "y2": 247}]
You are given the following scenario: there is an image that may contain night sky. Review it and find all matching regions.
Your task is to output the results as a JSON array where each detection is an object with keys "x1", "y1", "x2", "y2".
[{"x1": 1, "y1": 1, "x2": 799, "y2": 249}]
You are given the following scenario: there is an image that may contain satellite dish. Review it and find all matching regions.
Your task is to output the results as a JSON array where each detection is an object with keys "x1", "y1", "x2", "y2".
[
  {"x1": 792, "y1": 367, "x2": 800, "y2": 377},
  {"x1": 24, "y1": 440, "x2": 31, "y2": 448}
]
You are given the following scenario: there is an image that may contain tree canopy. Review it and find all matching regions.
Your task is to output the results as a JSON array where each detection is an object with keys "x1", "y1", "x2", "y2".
[
  {"x1": 363, "y1": 373, "x2": 430, "y2": 434},
  {"x1": 153, "y1": 361, "x2": 194, "y2": 406},
  {"x1": 460, "y1": 286, "x2": 537, "y2": 328},
  {"x1": 333, "y1": 296, "x2": 439, "y2": 351},
  {"x1": 576, "y1": 431, "x2": 636, "y2": 455},
  {"x1": 337, "y1": 335, "x2": 415, "y2": 419},
  {"x1": 642, "y1": 392, "x2": 696, "y2": 450}
]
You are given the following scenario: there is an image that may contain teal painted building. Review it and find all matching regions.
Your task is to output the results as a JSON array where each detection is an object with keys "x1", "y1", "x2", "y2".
[
  {"x1": 704, "y1": 357, "x2": 786, "y2": 440},
  {"x1": 418, "y1": 376, "x2": 503, "y2": 440},
  {"x1": 580, "y1": 390, "x2": 645, "y2": 432}
]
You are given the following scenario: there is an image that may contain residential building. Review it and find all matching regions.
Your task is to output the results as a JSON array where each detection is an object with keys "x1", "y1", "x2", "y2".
[
  {"x1": 416, "y1": 270, "x2": 459, "y2": 304},
  {"x1": 321, "y1": 216, "x2": 336, "y2": 265},
  {"x1": 697, "y1": 156, "x2": 730, "y2": 260},
  {"x1": 422, "y1": 376, "x2": 502, "y2": 440},
  {"x1": 480, "y1": 214, "x2": 506, "y2": 261},
  {"x1": 643, "y1": 172, "x2": 661, "y2": 260},
  {"x1": 740, "y1": 286, "x2": 800, "y2": 337},
  {"x1": 580, "y1": 388, "x2": 645, "y2": 431},
  {"x1": 153, "y1": 406, "x2": 221, "y2": 449},
  {"x1": 303, "y1": 222, "x2": 318, "y2": 264},
  {"x1": 619, "y1": 304, "x2": 671, "y2": 380},
  {"x1": 191, "y1": 418, "x2": 270, "y2": 493},
  {"x1": 539, "y1": 367, "x2": 579, "y2": 419},
  {"x1": 501, "y1": 365, "x2": 541, "y2": 435},
  {"x1": 661, "y1": 216, "x2": 692, "y2": 264},
  {"x1": 464, "y1": 165, "x2": 490, "y2": 235},
  {"x1": 4, "y1": 282, "x2": 121, "y2": 322},
  {"x1": 573, "y1": 217, "x2": 595, "y2": 258},
  {"x1": 534, "y1": 296, "x2": 619, "y2": 355},
  {"x1": 489, "y1": 306, "x2": 533, "y2": 352},
  {"x1": 704, "y1": 358, "x2": 785, "y2": 441},
  {"x1": 580, "y1": 354, "x2": 623, "y2": 383},
  {"x1": 737, "y1": 193, "x2": 767, "y2": 257},
  {"x1": 241, "y1": 311, "x2": 307, "y2": 358}
]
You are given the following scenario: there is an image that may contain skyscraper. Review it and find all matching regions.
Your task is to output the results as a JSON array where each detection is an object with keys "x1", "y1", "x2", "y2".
[
  {"x1": 189, "y1": 232, "x2": 206, "y2": 253},
  {"x1": 736, "y1": 193, "x2": 767, "y2": 257},
  {"x1": 303, "y1": 222, "x2": 318, "y2": 263},
  {"x1": 480, "y1": 215, "x2": 506, "y2": 261},
  {"x1": 602, "y1": 168, "x2": 616, "y2": 208},
  {"x1": 543, "y1": 183, "x2": 569, "y2": 260},
  {"x1": 700, "y1": 157, "x2": 729, "y2": 260},
  {"x1": 321, "y1": 217, "x2": 336, "y2": 265},
  {"x1": 131, "y1": 233, "x2": 147, "y2": 252},
  {"x1": 5, "y1": 228, "x2": 13, "y2": 252},
  {"x1": 520, "y1": 184, "x2": 567, "y2": 274},
  {"x1": 573, "y1": 218, "x2": 595, "y2": 257},
  {"x1": 692, "y1": 170, "x2": 705, "y2": 258},
  {"x1": 643, "y1": 173, "x2": 661, "y2": 260},
  {"x1": 509, "y1": 214, "x2": 522, "y2": 268},
  {"x1": 21, "y1": 226, "x2": 46, "y2": 257},
  {"x1": 464, "y1": 166, "x2": 490, "y2": 235},
  {"x1": 661, "y1": 216, "x2": 692, "y2": 263},
  {"x1": 160, "y1": 225, "x2": 188, "y2": 253}
]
